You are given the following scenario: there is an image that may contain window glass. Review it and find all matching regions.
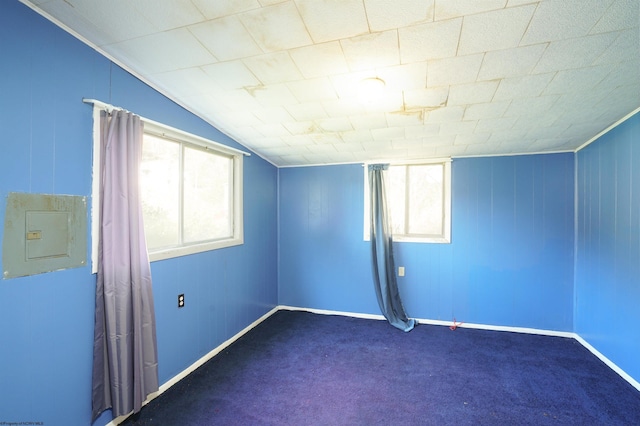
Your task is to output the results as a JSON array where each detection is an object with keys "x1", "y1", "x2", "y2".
[
  {"x1": 183, "y1": 146, "x2": 232, "y2": 243},
  {"x1": 140, "y1": 134, "x2": 180, "y2": 249},
  {"x1": 364, "y1": 161, "x2": 451, "y2": 244}
]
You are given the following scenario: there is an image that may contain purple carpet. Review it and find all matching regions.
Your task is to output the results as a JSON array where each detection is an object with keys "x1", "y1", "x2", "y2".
[{"x1": 121, "y1": 310, "x2": 640, "y2": 425}]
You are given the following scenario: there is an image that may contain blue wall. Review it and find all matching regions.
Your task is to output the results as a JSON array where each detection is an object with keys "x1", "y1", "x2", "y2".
[
  {"x1": 575, "y1": 111, "x2": 640, "y2": 385},
  {"x1": 0, "y1": 3, "x2": 278, "y2": 426},
  {"x1": 279, "y1": 154, "x2": 575, "y2": 331}
]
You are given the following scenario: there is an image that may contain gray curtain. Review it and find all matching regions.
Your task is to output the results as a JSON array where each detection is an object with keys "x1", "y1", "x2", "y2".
[
  {"x1": 92, "y1": 110, "x2": 159, "y2": 421},
  {"x1": 368, "y1": 164, "x2": 416, "y2": 332}
]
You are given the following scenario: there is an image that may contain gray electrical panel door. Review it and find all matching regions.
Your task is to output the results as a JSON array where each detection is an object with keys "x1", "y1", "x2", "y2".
[{"x1": 2, "y1": 192, "x2": 87, "y2": 279}]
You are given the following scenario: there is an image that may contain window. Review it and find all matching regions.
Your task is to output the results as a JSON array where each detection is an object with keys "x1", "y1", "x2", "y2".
[
  {"x1": 364, "y1": 160, "x2": 451, "y2": 243},
  {"x1": 140, "y1": 122, "x2": 244, "y2": 261},
  {"x1": 90, "y1": 103, "x2": 247, "y2": 269}
]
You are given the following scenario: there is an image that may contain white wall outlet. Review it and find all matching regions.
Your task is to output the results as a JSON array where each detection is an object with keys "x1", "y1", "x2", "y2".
[{"x1": 398, "y1": 266, "x2": 405, "y2": 277}]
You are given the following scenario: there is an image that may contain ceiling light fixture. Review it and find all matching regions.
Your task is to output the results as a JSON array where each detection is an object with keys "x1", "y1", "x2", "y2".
[{"x1": 358, "y1": 77, "x2": 386, "y2": 103}]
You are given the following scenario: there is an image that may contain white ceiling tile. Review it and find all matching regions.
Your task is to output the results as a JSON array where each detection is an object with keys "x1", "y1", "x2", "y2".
[
  {"x1": 341, "y1": 129, "x2": 373, "y2": 143},
  {"x1": 211, "y1": 109, "x2": 264, "y2": 126},
  {"x1": 493, "y1": 73, "x2": 555, "y2": 101},
  {"x1": 526, "y1": 124, "x2": 571, "y2": 140},
  {"x1": 439, "y1": 120, "x2": 477, "y2": 135},
  {"x1": 593, "y1": 60, "x2": 640, "y2": 91},
  {"x1": 448, "y1": 81, "x2": 499, "y2": 105},
  {"x1": 134, "y1": 0, "x2": 206, "y2": 31},
  {"x1": 463, "y1": 101, "x2": 511, "y2": 120},
  {"x1": 392, "y1": 139, "x2": 423, "y2": 149},
  {"x1": 533, "y1": 32, "x2": 619, "y2": 74},
  {"x1": 206, "y1": 89, "x2": 262, "y2": 111},
  {"x1": 239, "y1": 2, "x2": 312, "y2": 52},
  {"x1": 426, "y1": 54, "x2": 484, "y2": 87},
  {"x1": 151, "y1": 68, "x2": 219, "y2": 97},
  {"x1": 253, "y1": 122, "x2": 291, "y2": 137},
  {"x1": 364, "y1": 0, "x2": 435, "y2": 32},
  {"x1": 454, "y1": 133, "x2": 491, "y2": 145},
  {"x1": 350, "y1": 113, "x2": 388, "y2": 130},
  {"x1": 403, "y1": 87, "x2": 449, "y2": 109},
  {"x1": 340, "y1": 30, "x2": 400, "y2": 72},
  {"x1": 362, "y1": 91, "x2": 405, "y2": 114},
  {"x1": 287, "y1": 78, "x2": 339, "y2": 103},
  {"x1": 189, "y1": 16, "x2": 262, "y2": 61},
  {"x1": 475, "y1": 116, "x2": 518, "y2": 133},
  {"x1": 521, "y1": 0, "x2": 614, "y2": 45},
  {"x1": 284, "y1": 102, "x2": 328, "y2": 121},
  {"x1": 386, "y1": 111, "x2": 425, "y2": 127},
  {"x1": 504, "y1": 95, "x2": 560, "y2": 117},
  {"x1": 27, "y1": 0, "x2": 639, "y2": 166},
  {"x1": 377, "y1": 63, "x2": 428, "y2": 91},
  {"x1": 399, "y1": 18, "x2": 462, "y2": 63},
  {"x1": 405, "y1": 123, "x2": 440, "y2": 138},
  {"x1": 425, "y1": 106, "x2": 465, "y2": 123},
  {"x1": 290, "y1": 42, "x2": 350, "y2": 79},
  {"x1": 107, "y1": 28, "x2": 217, "y2": 74},
  {"x1": 329, "y1": 71, "x2": 373, "y2": 99},
  {"x1": 543, "y1": 65, "x2": 612, "y2": 95},
  {"x1": 436, "y1": 144, "x2": 468, "y2": 156},
  {"x1": 250, "y1": 83, "x2": 299, "y2": 106},
  {"x1": 333, "y1": 142, "x2": 366, "y2": 152},
  {"x1": 295, "y1": 0, "x2": 369, "y2": 43},
  {"x1": 593, "y1": 29, "x2": 639, "y2": 66},
  {"x1": 434, "y1": 0, "x2": 507, "y2": 21},
  {"x1": 590, "y1": 0, "x2": 639, "y2": 34},
  {"x1": 316, "y1": 117, "x2": 353, "y2": 132},
  {"x1": 243, "y1": 52, "x2": 304, "y2": 85},
  {"x1": 422, "y1": 135, "x2": 456, "y2": 146},
  {"x1": 283, "y1": 121, "x2": 317, "y2": 135},
  {"x1": 201, "y1": 61, "x2": 260, "y2": 90},
  {"x1": 322, "y1": 98, "x2": 367, "y2": 117},
  {"x1": 477, "y1": 44, "x2": 547, "y2": 81},
  {"x1": 506, "y1": 0, "x2": 538, "y2": 6},
  {"x1": 191, "y1": 0, "x2": 260, "y2": 20},
  {"x1": 252, "y1": 106, "x2": 295, "y2": 123},
  {"x1": 282, "y1": 134, "x2": 315, "y2": 146},
  {"x1": 458, "y1": 5, "x2": 536, "y2": 56}
]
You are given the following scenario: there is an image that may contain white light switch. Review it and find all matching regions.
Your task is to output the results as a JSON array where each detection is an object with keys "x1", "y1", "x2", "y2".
[{"x1": 398, "y1": 266, "x2": 405, "y2": 277}]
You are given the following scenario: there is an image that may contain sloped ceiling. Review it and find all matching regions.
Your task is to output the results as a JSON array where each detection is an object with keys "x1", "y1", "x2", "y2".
[{"x1": 21, "y1": 0, "x2": 640, "y2": 166}]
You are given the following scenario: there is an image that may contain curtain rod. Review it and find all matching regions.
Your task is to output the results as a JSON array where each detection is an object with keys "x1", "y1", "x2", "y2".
[{"x1": 83, "y1": 98, "x2": 251, "y2": 157}]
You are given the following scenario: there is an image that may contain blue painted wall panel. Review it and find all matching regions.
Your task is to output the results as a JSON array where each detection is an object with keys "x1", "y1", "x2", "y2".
[
  {"x1": 278, "y1": 165, "x2": 379, "y2": 314},
  {"x1": 0, "y1": 3, "x2": 278, "y2": 425},
  {"x1": 278, "y1": 154, "x2": 575, "y2": 331},
  {"x1": 575, "y1": 111, "x2": 640, "y2": 385}
]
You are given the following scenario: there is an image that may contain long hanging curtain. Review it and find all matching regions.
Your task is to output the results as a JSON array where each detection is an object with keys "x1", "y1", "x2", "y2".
[
  {"x1": 92, "y1": 110, "x2": 159, "y2": 421},
  {"x1": 368, "y1": 164, "x2": 416, "y2": 332}
]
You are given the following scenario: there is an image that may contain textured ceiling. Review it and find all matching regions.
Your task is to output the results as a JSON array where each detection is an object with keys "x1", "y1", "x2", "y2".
[{"x1": 22, "y1": 0, "x2": 640, "y2": 167}]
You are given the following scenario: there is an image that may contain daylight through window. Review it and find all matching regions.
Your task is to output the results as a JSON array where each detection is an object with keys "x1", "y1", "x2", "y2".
[{"x1": 364, "y1": 160, "x2": 451, "y2": 244}]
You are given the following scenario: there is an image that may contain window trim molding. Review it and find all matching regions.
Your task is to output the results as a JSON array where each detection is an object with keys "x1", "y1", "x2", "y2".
[
  {"x1": 363, "y1": 158, "x2": 452, "y2": 244},
  {"x1": 87, "y1": 99, "x2": 249, "y2": 271}
]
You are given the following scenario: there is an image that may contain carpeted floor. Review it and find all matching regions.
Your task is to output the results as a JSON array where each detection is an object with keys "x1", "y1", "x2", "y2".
[{"x1": 121, "y1": 310, "x2": 640, "y2": 425}]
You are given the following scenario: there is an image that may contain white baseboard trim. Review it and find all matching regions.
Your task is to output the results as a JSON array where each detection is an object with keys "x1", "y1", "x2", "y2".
[
  {"x1": 280, "y1": 306, "x2": 639, "y2": 392},
  {"x1": 107, "y1": 305, "x2": 638, "y2": 425},
  {"x1": 108, "y1": 306, "x2": 279, "y2": 426},
  {"x1": 279, "y1": 305, "x2": 574, "y2": 338},
  {"x1": 574, "y1": 334, "x2": 640, "y2": 392}
]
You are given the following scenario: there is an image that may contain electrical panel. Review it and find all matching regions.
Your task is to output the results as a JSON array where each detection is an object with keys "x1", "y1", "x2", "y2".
[{"x1": 2, "y1": 192, "x2": 87, "y2": 279}]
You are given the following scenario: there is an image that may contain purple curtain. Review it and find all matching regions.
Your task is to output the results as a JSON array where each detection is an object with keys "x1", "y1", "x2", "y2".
[{"x1": 92, "y1": 110, "x2": 159, "y2": 421}]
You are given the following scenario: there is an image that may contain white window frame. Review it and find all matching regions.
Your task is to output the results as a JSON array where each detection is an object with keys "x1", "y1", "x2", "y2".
[
  {"x1": 363, "y1": 159, "x2": 451, "y2": 244},
  {"x1": 90, "y1": 103, "x2": 249, "y2": 271}
]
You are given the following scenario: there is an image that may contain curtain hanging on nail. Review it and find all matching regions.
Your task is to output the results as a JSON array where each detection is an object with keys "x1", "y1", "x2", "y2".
[
  {"x1": 92, "y1": 109, "x2": 159, "y2": 421},
  {"x1": 368, "y1": 164, "x2": 416, "y2": 332}
]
